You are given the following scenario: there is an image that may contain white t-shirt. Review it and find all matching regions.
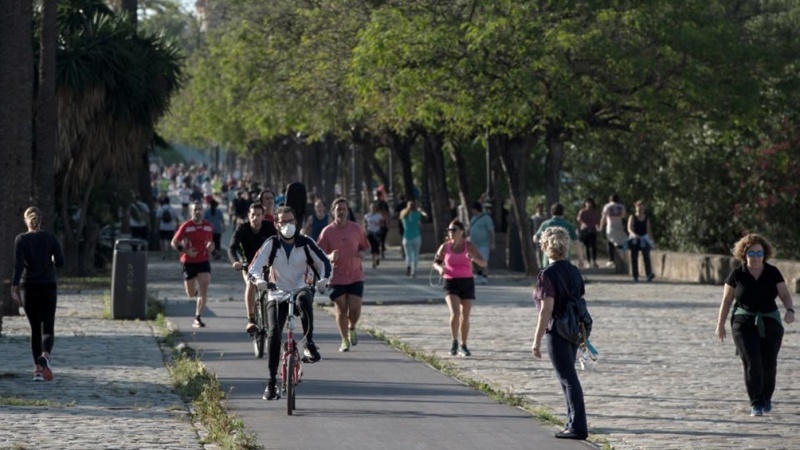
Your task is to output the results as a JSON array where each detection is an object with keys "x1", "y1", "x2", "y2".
[
  {"x1": 602, "y1": 202, "x2": 627, "y2": 246},
  {"x1": 364, "y1": 212, "x2": 383, "y2": 233}
]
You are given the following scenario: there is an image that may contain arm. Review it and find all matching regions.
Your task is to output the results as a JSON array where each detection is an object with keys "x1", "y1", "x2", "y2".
[
  {"x1": 432, "y1": 244, "x2": 446, "y2": 275},
  {"x1": 307, "y1": 239, "x2": 333, "y2": 284},
  {"x1": 572, "y1": 240, "x2": 585, "y2": 268},
  {"x1": 715, "y1": 284, "x2": 735, "y2": 341},
  {"x1": 777, "y1": 282, "x2": 796, "y2": 324},
  {"x1": 627, "y1": 215, "x2": 636, "y2": 237},
  {"x1": 247, "y1": 239, "x2": 272, "y2": 284},
  {"x1": 467, "y1": 242, "x2": 487, "y2": 268},
  {"x1": 11, "y1": 236, "x2": 23, "y2": 305},
  {"x1": 228, "y1": 225, "x2": 243, "y2": 268},
  {"x1": 531, "y1": 296, "x2": 554, "y2": 358},
  {"x1": 51, "y1": 233, "x2": 65, "y2": 268}
]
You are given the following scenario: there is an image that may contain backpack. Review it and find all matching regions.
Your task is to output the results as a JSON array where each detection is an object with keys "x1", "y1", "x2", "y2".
[
  {"x1": 551, "y1": 269, "x2": 593, "y2": 345},
  {"x1": 263, "y1": 235, "x2": 321, "y2": 283},
  {"x1": 161, "y1": 207, "x2": 173, "y2": 223}
]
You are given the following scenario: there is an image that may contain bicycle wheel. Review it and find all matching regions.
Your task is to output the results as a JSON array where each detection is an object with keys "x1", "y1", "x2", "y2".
[{"x1": 286, "y1": 354, "x2": 295, "y2": 415}]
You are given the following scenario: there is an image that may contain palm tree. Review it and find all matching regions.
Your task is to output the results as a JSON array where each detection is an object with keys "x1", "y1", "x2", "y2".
[
  {"x1": 35, "y1": 0, "x2": 59, "y2": 232},
  {"x1": 55, "y1": 0, "x2": 183, "y2": 274},
  {"x1": 0, "y1": 1, "x2": 34, "y2": 318}
]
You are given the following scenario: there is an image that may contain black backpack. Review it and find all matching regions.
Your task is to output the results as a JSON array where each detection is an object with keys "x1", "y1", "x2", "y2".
[
  {"x1": 161, "y1": 207, "x2": 172, "y2": 223},
  {"x1": 263, "y1": 235, "x2": 321, "y2": 283}
]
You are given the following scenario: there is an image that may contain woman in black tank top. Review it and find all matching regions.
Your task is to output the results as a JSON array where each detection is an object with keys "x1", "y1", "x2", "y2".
[{"x1": 627, "y1": 200, "x2": 655, "y2": 282}]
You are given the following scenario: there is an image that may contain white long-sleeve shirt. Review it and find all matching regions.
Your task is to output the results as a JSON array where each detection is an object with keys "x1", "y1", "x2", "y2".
[{"x1": 247, "y1": 235, "x2": 332, "y2": 302}]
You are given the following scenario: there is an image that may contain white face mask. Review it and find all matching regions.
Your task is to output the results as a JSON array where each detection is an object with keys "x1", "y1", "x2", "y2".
[{"x1": 280, "y1": 223, "x2": 296, "y2": 238}]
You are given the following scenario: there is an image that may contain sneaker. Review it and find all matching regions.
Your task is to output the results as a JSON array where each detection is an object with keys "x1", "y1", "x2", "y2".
[
  {"x1": 193, "y1": 317, "x2": 206, "y2": 328},
  {"x1": 245, "y1": 319, "x2": 257, "y2": 334},
  {"x1": 339, "y1": 339, "x2": 350, "y2": 352},
  {"x1": 263, "y1": 379, "x2": 279, "y2": 400},
  {"x1": 304, "y1": 342, "x2": 322, "y2": 362},
  {"x1": 33, "y1": 370, "x2": 44, "y2": 382},
  {"x1": 349, "y1": 329, "x2": 358, "y2": 346},
  {"x1": 479, "y1": 275, "x2": 488, "y2": 285},
  {"x1": 38, "y1": 355, "x2": 53, "y2": 381},
  {"x1": 646, "y1": 273, "x2": 655, "y2": 282},
  {"x1": 376, "y1": 258, "x2": 380, "y2": 267},
  {"x1": 406, "y1": 266, "x2": 411, "y2": 276},
  {"x1": 764, "y1": 401, "x2": 772, "y2": 413},
  {"x1": 459, "y1": 345, "x2": 471, "y2": 357},
  {"x1": 449, "y1": 340, "x2": 459, "y2": 356},
  {"x1": 605, "y1": 261, "x2": 615, "y2": 268},
  {"x1": 750, "y1": 405, "x2": 764, "y2": 417}
]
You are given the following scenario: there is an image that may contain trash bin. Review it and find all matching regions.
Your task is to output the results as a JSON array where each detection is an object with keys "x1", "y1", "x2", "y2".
[{"x1": 111, "y1": 238, "x2": 148, "y2": 320}]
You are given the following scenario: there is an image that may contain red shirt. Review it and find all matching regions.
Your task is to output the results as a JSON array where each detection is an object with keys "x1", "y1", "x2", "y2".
[
  {"x1": 174, "y1": 220, "x2": 214, "y2": 263},
  {"x1": 317, "y1": 221, "x2": 369, "y2": 285}
]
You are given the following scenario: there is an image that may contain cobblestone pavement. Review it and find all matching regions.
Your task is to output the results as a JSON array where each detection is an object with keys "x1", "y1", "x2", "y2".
[
  {"x1": 0, "y1": 291, "x2": 202, "y2": 450},
  {"x1": 352, "y1": 255, "x2": 800, "y2": 450},
  {"x1": 3, "y1": 245, "x2": 799, "y2": 450}
]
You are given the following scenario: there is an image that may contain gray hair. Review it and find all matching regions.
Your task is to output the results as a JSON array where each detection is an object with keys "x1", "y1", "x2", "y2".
[{"x1": 540, "y1": 226, "x2": 570, "y2": 260}]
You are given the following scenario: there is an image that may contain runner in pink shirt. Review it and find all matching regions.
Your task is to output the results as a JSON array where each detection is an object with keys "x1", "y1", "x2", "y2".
[{"x1": 317, "y1": 198, "x2": 370, "y2": 352}]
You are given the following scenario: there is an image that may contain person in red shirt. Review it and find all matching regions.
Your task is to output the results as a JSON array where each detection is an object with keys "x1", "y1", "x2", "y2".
[
  {"x1": 171, "y1": 201, "x2": 215, "y2": 328},
  {"x1": 317, "y1": 198, "x2": 370, "y2": 352}
]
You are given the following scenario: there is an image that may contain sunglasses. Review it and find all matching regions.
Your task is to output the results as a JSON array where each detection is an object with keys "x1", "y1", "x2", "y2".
[{"x1": 746, "y1": 250, "x2": 764, "y2": 258}]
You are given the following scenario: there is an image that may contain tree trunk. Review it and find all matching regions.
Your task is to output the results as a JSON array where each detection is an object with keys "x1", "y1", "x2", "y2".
[
  {"x1": 497, "y1": 134, "x2": 537, "y2": 275},
  {"x1": 544, "y1": 126, "x2": 566, "y2": 209},
  {"x1": 0, "y1": 0, "x2": 34, "y2": 319},
  {"x1": 387, "y1": 129, "x2": 417, "y2": 200},
  {"x1": 34, "y1": 0, "x2": 57, "y2": 232},
  {"x1": 447, "y1": 146, "x2": 470, "y2": 219},
  {"x1": 423, "y1": 132, "x2": 450, "y2": 245}
]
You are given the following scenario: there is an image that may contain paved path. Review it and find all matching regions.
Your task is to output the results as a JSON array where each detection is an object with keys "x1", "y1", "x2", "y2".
[{"x1": 3, "y1": 242, "x2": 799, "y2": 449}]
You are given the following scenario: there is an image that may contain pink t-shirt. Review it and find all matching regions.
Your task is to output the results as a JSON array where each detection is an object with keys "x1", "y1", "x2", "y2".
[
  {"x1": 443, "y1": 242, "x2": 473, "y2": 279},
  {"x1": 317, "y1": 221, "x2": 370, "y2": 285}
]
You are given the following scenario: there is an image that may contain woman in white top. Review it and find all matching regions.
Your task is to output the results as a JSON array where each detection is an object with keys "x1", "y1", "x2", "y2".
[{"x1": 364, "y1": 202, "x2": 385, "y2": 269}]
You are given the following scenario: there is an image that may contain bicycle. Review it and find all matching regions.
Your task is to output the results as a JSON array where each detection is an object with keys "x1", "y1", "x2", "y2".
[
  {"x1": 234, "y1": 254, "x2": 268, "y2": 359},
  {"x1": 266, "y1": 285, "x2": 315, "y2": 415}
]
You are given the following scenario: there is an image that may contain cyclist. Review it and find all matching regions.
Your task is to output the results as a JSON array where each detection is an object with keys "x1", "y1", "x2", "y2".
[
  {"x1": 248, "y1": 205, "x2": 332, "y2": 400},
  {"x1": 228, "y1": 203, "x2": 276, "y2": 333}
]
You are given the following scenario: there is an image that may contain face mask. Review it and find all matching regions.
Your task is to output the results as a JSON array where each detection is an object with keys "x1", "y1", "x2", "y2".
[{"x1": 280, "y1": 223, "x2": 296, "y2": 238}]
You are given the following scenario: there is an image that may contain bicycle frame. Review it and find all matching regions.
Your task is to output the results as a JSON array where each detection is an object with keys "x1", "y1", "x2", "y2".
[{"x1": 271, "y1": 285, "x2": 314, "y2": 414}]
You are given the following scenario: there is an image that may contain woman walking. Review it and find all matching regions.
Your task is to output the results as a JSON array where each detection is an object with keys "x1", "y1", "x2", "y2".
[
  {"x1": 715, "y1": 233, "x2": 794, "y2": 416},
  {"x1": 11, "y1": 207, "x2": 65, "y2": 381},
  {"x1": 531, "y1": 226, "x2": 588, "y2": 440},
  {"x1": 399, "y1": 200, "x2": 428, "y2": 277},
  {"x1": 432, "y1": 220, "x2": 486, "y2": 357}
]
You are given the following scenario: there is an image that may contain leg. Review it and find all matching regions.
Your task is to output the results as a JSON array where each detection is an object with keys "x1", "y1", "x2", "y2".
[
  {"x1": 195, "y1": 272, "x2": 211, "y2": 317},
  {"x1": 402, "y1": 238, "x2": 411, "y2": 274},
  {"x1": 40, "y1": 288, "x2": 58, "y2": 356},
  {"x1": 642, "y1": 246, "x2": 653, "y2": 279},
  {"x1": 629, "y1": 245, "x2": 640, "y2": 281},
  {"x1": 184, "y1": 277, "x2": 198, "y2": 298},
  {"x1": 297, "y1": 290, "x2": 315, "y2": 342},
  {"x1": 22, "y1": 289, "x2": 44, "y2": 365},
  {"x1": 606, "y1": 239, "x2": 615, "y2": 264},
  {"x1": 346, "y1": 295, "x2": 362, "y2": 331},
  {"x1": 409, "y1": 236, "x2": 422, "y2": 275},
  {"x1": 244, "y1": 278, "x2": 256, "y2": 319},
  {"x1": 587, "y1": 233, "x2": 598, "y2": 266},
  {"x1": 266, "y1": 301, "x2": 289, "y2": 379},
  {"x1": 333, "y1": 294, "x2": 350, "y2": 341},
  {"x1": 460, "y1": 299, "x2": 473, "y2": 345},
  {"x1": 445, "y1": 295, "x2": 462, "y2": 341},
  {"x1": 761, "y1": 319, "x2": 784, "y2": 406},
  {"x1": 545, "y1": 332, "x2": 588, "y2": 437}
]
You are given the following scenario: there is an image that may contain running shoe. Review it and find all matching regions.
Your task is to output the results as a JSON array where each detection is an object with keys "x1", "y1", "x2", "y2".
[
  {"x1": 764, "y1": 401, "x2": 773, "y2": 413},
  {"x1": 193, "y1": 317, "x2": 206, "y2": 328},
  {"x1": 263, "y1": 379, "x2": 279, "y2": 400},
  {"x1": 304, "y1": 342, "x2": 322, "y2": 362},
  {"x1": 449, "y1": 340, "x2": 459, "y2": 356},
  {"x1": 459, "y1": 345, "x2": 471, "y2": 357},
  {"x1": 38, "y1": 355, "x2": 53, "y2": 381},
  {"x1": 750, "y1": 405, "x2": 764, "y2": 417},
  {"x1": 33, "y1": 370, "x2": 44, "y2": 382},
  {"x1": 245, "y1": 319, "x2": 257, "y2": 334},
  {"x1": 339, "y1": 339, "x2": 350, "y2": 352},
  {"x1": 349, "y1": 329, "x2": 358, "y2": 346}
]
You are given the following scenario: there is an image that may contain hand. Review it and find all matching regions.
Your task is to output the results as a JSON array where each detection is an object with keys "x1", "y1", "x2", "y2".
[
  {"x1": 330, "y1": 250, "x2": 339, "y2": 263},
  {"x1": 785, "y1": 310, "x2": 795, "y2": 324},
  {"x1": 531, "y1": 341, "x2": 542, "y2": 358},
  {"x1": 255, "y1": 280, "x2": 269, "y2": 291},
  {"x1": 206, "y1": 241, "x2": 215, "y2": 252},
  {"x1": 233, "y1": 262, "x2": 243, "y2": 271},
  {"x1": 315, "y1": 279, "x2": 328, "y2": 294},
  {"x1": 715, "y1": 324, "x2": 726, "y2": 342},
  {"x1": 10, "y1": 287, "x2": 21, "y2": 306}
]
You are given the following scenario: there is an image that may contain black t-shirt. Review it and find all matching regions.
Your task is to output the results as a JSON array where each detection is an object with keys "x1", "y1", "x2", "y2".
[
  {"x1": 228, "y1": 221, "x2": 277, "y2": 264},
  {"x1": 725, "y1": 262, "x2": 785, "y2": 313}
]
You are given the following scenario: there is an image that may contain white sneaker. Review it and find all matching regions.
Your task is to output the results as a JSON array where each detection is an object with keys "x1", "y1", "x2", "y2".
[{"x1": 605, "y1": 261, "x2": 615, "y2": 268}]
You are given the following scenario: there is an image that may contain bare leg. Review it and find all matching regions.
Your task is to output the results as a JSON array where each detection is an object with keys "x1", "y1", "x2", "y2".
[
  {"x1": 195, "y1": 272, "x2": 211, "y2": 316},
  {"x1": 347, "y1": 295, "x2": 362, "y2": 330},
  {"x1": 445, "y1": 295, "x2": 461, "y2": 341},
  {"x1": 333, "y1": 295, "x2": 349, "y2": 341},
  {"x1": 460, "y1": 300, "x2": 473, "y2": 345}
]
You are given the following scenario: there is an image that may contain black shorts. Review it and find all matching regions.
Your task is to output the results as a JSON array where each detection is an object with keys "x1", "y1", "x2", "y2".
[
  {"x1": 329, "y1": 281, "x2": 364, "y2": 301},
  {"x1": 159, "y1": 229, "x2": 175, "y2": 241},
  {"x1": 444, "y1": 277, "x2": 475, "y2": 300},
  {"x1": 182, "y1": 261, "x2": 211, "y2": 280}
]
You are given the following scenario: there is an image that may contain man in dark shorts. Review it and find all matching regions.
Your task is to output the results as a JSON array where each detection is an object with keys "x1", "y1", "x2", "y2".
[{"x1": 172, "y1": 201, "x2": 215, "y2": 328}]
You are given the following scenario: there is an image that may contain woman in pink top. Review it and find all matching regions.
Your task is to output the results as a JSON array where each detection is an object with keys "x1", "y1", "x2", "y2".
[
  {"x1": 432, "y1": 220, "x2": 486, "y2": 357},
  {"x1": 317, "y1": 198, "x2": 370, "y2": 352}
]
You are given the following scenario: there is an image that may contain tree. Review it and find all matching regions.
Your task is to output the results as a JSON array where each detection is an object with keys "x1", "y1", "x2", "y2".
[
  {"x1": 0, "y1": 0, "x2": 34, "y2": 317},
  {"x1": 34, "y1": 0, "x2": 59, "y2": 232}
]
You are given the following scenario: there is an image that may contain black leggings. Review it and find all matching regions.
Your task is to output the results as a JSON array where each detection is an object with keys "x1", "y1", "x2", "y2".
[
  {"x1": 22, "y1": 285, "x2": 58, "y2": 364},
  {"x1": 266, "y1": 291, "x2": 314, "y2": 379},
  {"x1": 580, "y1": 232, "x2": 597, "y2": 264}
]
